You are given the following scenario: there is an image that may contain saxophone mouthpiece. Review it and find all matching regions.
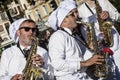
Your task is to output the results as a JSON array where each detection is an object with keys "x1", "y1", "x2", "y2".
[{"x1": 76, "y1": 21, "x2": 82, "y2": 24}]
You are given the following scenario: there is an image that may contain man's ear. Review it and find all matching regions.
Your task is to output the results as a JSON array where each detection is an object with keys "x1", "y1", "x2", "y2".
[{"x1": 16, "y1": 30, "x2": 20, "y2": 36}]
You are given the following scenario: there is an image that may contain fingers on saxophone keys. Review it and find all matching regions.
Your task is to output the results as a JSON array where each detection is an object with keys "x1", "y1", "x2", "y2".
[
  {"x1": 94, "y1": 55, "x2": 104, "y2": 64},
  {"x1": 32, "y1": 54, "x2": 44, "y2": 67}
]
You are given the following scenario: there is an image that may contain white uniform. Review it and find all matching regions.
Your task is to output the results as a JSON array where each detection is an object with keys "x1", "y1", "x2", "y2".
[
  {"x1": 78, "y1": 0, "x2": 120, "y2": 79},
  {"x1": 0, "y1": 45, "x2": 48, "y2": 80},
  {"x1": 78, "y1": 0, "x2": 120, "y2": 22},
  {"x1": 48, "y1": 28, "x2": 93, "y2": 80}
]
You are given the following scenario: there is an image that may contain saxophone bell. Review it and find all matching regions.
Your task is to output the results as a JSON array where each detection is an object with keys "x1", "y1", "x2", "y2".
[{"x1": 101, "y1": 21, "x2": 113, "y2": 47}]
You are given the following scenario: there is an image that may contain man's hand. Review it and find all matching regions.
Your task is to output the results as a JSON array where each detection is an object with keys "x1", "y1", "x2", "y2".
[
  {"x1": 100, "y1": 11, "x2": 109, "y2": 20},
  {"x1": 32, "y1": 54, "x2": 44, "y2": 67},
  {"x1": 11, "y1": 74, "x2": 23, "y2": 80},
  {"x1": 81, "y1": 55, "x2": 104, "y2": 67}
]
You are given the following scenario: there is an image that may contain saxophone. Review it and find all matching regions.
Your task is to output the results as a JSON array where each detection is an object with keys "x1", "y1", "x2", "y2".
[
  {"x1": 76, "y1": 21, "x2": 93, "y2": 48},
  {"x1": 95, "y1": 0, "x2": 113, "y2": 47},
  {"x1": 22, "y1": 36, "x2": 44, "y2": 80},
  {"x1": 76, "y1": 0, "x2": 113, "y2": 78},
  {"x1": 89, "y1": 22, "x2": 109, "y2": 79},
  {"x1": 76, "y1": 20, "x2": 111, "y2": 79}
]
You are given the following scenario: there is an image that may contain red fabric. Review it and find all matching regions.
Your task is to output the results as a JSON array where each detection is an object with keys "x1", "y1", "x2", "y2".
[{"x1": 102, "y1": 47, "x2": 113, "y2": 56}]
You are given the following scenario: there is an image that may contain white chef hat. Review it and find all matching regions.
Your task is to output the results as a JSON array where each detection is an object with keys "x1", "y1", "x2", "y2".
[
  {"x1": 57, "y1": 7, "x2": 72, "y2": 27},
  {"x1": 9, "y1": 18, "x2": 27, "y2": 43},
  {"x1": 59, "y1": 0, "x2": 77, "y2": 9},
  {"x1": 48, "y1": 0, "x2": 77, "y2": 30},
  {"x1": 48, "y1": 9, "x2": 58, "y2": 31}
]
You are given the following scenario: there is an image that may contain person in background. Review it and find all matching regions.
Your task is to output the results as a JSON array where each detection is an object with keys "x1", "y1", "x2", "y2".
[
  {"x1": 48, "y1": 0, "x2": 104, "y2": 80},
  {"x1": 78, "y1": 0, "x2": 120, "y2": 79},
  {"x1": 38, "y1": 27, "x2": 55, "y2": 51},
  {"x1": 0, "y1": 18, "x2": 49, "y2": 80}
]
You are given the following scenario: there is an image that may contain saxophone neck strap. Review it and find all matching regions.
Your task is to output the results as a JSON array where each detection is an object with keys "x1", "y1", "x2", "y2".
[
  {"x1": 85, "y1": 2, "x2": 94, "y2": 15},
  {"x1": 17, "y1": 42, "x2": 29, "y2": 59},
  {"x1": 60, "y1": 28, "x2": 90, "y2": 50}
]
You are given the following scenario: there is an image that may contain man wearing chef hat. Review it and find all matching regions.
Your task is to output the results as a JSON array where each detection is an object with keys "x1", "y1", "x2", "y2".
[
  {"x1": 0, "y1": 18, "x2": 49, "y2": 80},
  {"x1": 48, "y1": 0, "x2": 104, "y2": 80}
]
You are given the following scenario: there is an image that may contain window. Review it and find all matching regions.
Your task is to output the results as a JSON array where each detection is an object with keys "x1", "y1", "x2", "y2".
[
  {"x1": 28, "y1": 15, "x2": 31, "y2": 19},
  {"x1": 35, "y1": 9, "x2": 42, "y2": 21},
  {"x1": 0, "y1": 13, "x2": 8, "y2": 21},
  {"x1": 17, "y1": 6, "x2": 22, "y2": 12},
  {"x1": 0, "y1": 25, "x2": 4, "y2": 32},
  {"x1": 14, "y1": 0, "x2": 19, "y2": 4},
  {"x1": 4, "y1": 23, "x2": 10, "y2": 34},
  {"x1": 23, "y1": 4, "x2": 27, "y2": 10},
  {"x1": 14, "y1": 7, "x2": 18, "y2": 14},
  {"x1": 42, "y1": 5, "x2": 48, "y2": 15}
]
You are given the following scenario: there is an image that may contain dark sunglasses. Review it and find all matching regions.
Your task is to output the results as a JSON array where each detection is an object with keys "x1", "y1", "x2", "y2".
[{"x1": 19, "y1": 27, "x2": 37, "y2": 32}]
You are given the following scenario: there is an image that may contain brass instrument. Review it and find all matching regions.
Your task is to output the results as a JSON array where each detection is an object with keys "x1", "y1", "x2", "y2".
[
  {"x1": 101, "y1": 21, "x2": 113, "y2": 47},
  {"x1": 95, "y1": 0, "x2": 113, "y2": 47},
  {"x1": 76, "y1": 21, "x2": 93, "y2": 47},
  {"x1": 89, "y1": 23, "x2": 109, "y2": 79},
  {"x1": 23, "y1": 36, "x2": 44, "y2": 80},
  {"x1": 92, "y1": 1, "x2": 113, "y2": 78},
  {"x1": 76, "y1": 20, "x2": 110, "y2": 79}
]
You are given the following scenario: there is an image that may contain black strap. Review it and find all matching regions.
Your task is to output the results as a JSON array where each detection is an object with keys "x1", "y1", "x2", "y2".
[
  {"x1": 23, "y1": 49, "x2": 29, "y2": 59},
  {"x1": 17, "y1": 42, "x2": 29, "y2": 59},
  {"x1": 75, "y1": 26, "x2": 86, "y2": 42},
  {"x1": 60, "y1": 28, "x2": 90, "y2": 50},
  {"x1": 85, "y1": 3, "x2": 95, "y2": 15}
]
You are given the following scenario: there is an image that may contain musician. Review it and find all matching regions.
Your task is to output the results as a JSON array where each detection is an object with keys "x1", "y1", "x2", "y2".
[
  {"x1": 0, "y1": 18, "x2": 49, "y2": 80},
  {"x1": 78, "y1": 0, "x2": 120, "y2": 79},
  {"x1": 48, "y1": 0, "x2": 104, "y2": 80}
]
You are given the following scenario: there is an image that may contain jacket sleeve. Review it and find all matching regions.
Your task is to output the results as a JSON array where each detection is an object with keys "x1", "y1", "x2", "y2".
[
  {"x1": 48, "y1": 33, "x2": 80, "y2": 73},
  {"x1": 110, "y1": 26, "x2": 120, "y2": 52},
  {"x1": 102, "y1": 0, "x2": 120, "y2": 22},
  {"x1": 0, "y1": 50, "x2": 12, "y2": 80}
]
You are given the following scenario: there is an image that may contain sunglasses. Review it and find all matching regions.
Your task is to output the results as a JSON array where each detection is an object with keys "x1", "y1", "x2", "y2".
[{"x1": 19, "y1": 27, "x2": 37, "y2": 32}]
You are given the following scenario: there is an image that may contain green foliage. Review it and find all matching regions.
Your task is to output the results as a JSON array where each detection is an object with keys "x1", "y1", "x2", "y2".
[
  {"x1": 114, "y1": 22, "x2": 120, "y2": 34},
  {"x1": 109, "y1": 0, "x2": 120, "y2": 33},
  {"x1": 109, "y1": 0, "x2": 120, "y2": 12}
]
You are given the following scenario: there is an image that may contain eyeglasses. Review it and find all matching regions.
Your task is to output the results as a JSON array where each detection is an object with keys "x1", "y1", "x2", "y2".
[{"x1": 19, "y1": 27, "x2": 37, "y2": 32}]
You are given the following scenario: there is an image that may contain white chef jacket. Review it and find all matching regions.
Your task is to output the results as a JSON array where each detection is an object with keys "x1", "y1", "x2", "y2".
[
  {"x1": 78, "y1": 0, "x2": 120, "y2": 79},
  {"x1": 78, "y1": 0, "x2": 120, "y2": 22},
  {"x1": 48, "y1": 28, "x2": 93, "y2": 80},
  {"x1": 78, "y1": 0, "x2": 120, "y2": 56},
  {"x1": 0, "y1": 45, "x2": 48, "y2": 80}
]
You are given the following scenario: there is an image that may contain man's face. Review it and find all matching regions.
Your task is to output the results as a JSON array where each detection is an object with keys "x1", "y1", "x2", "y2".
[
  {"x1": 64, "y1": 10, "x2": 78, "y2": 30},
  {"x1": 70, "y1": 8, "x2": 79, "y2": 19},
  {"x1": 17, "y1": 21, "x2": 37, "y2": 46}
]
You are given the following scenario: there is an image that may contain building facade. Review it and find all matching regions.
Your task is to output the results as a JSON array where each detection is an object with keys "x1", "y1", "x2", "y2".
[{"x1": 0, "y1": 0, "x2": 83, "y2": 55}]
